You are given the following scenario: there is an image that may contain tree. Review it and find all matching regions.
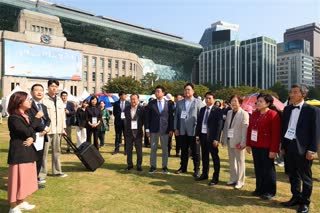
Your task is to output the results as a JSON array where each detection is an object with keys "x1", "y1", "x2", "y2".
[
  {"x1": 194, "y1": 84, "x2": 210, "y2": 98},
  {"x1": 308, "y1": 86, "x2": 320, "y2": 100},
  {"x1": 268, "y1": 82, "x2": 288, "y2": 102},
  {"x1": 102, "y1": 76, "x2": 143, "y2": 94}
]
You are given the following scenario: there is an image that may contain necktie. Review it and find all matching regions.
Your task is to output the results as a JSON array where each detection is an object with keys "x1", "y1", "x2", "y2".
[
  {"x1": 37, "y1": 104, "x2": 45, "y2": 124},
  {"x1": 291, "y1": 105, "x2": 300, "y2": 110},
  {"x1": 158, "y1": 101, "x2": 162, "y2": 113},
  {"x1": 204, "y1": 108, "x2": 209, "y2": 124}
]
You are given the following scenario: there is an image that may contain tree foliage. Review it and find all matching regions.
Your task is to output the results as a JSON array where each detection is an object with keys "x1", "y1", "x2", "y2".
[
  {"x1": 102, "y1": 76, "x2": 143, "y2": 94},
  {"x1": 268, "y1": 82, "x2": 288, "y2": 102}
]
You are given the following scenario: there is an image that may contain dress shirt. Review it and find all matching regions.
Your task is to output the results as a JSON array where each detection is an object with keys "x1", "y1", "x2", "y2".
[
  {"x1": 287, "y1": 101, "x2": 304, "y2": 139},
  {"x1": 130, "y1": 106, "x2": 137, "y2": 119}
]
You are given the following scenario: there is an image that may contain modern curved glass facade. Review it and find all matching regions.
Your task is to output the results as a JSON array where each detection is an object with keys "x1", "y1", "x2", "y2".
[{"x1": 0, "y1": 0, "x2": 202, "y2": 81}]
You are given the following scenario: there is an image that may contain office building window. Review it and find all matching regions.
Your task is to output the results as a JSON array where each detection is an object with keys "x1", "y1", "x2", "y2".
[
  {"x1": 100, "y1": 58, "x2": 104, "y2": 69},
  {"x1": 92, "y1": 87, "x2": 96, "y2": 93},
  {"x1": 84, "y1": 56, "x2": 88, "y2": 67},
  {"x1": 122, "y1": 61, "x2": 126, "y2": 70},
  {"x1": 100, "y1": 73, "x2": 104, "y2": 82},
  {"x1": 108, "y1": 73, "x2": 111, "y2": 81},
  {"x1": 108, "y1": 59, "x2": 112, "y2": 68},
  {"x1": 11, "y1": 83, "x2": 15, "y2": 91},
  {"x1": 115, "y1": 60, "x2": 119, "y2": 69},
  {"x1": 92, "y1": 57, "x2": 97, "y2": 68},
  {"x1": 70, "y1": 86, "x2": 77, "y2": 96},
  {"x1": 130, "y1": 63, "x2": 133, "y2": 70},
  {"x1": 92, "y1": 72, "x2": 96, "y2": 81},
  {"x1": 84, "y1": 71, "x2": 88, "y2": 81}
]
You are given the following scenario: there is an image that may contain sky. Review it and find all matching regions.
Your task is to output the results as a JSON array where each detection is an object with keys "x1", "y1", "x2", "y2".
[{"x1": 49, "y1": 0, "x2": 319, "y2": 44}]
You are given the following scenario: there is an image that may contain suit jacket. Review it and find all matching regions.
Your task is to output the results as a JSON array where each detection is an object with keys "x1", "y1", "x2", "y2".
[
  {"x1": 124, "y1": 105, "x2": 144, "y2": 140},
  {"x1": 196, "y1": 106, "x2": 223, "y2": 142},
  {"x1": 42, "y1": 94, "x2": 66, "y2": 134},
  {"x1": 113, "y1": 100, "x2": 130, "y2": 128},
  {"x1": 7, "y1": 114, "x2": 38, "y2": 164},
  {"x1": 65, "y1": 101, "x2": 76, "y2": 126},
  {"x1": 282, "y1": 103, "x2": 319, "y2": 155},
  {"x1": 145, "y1": 99, "x2": 174, "y2": 134},
  {"x1": 174, "y1": 97, "x2": 205, "y2": 136},
  {"x1": 28, "y1": 101, "x2": 51, "y2": 142},
  {"x1": 222, "y1": 108, "x2": 249, "y2": 148}
]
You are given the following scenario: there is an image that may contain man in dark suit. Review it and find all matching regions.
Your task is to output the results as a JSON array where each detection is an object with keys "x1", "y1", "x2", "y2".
[
  {"x1": 113, "y1": 91, "x2": 130, "y2": 155},
  {"x1": 196, "y1": 92, "x2": 223, "y2": 185},
  {"x1": 145, "y1": 85, "x2": 174, "y2": 174},
  {"x1": 60, "y1": 91, "x2": 75, "y2": 153},
  {"x1": 281, "y1": 84, "x2": 319, "y2": 213},
  {"x1": 123, "y1": 93, "x2": 144, "y2": 171},
  {"x1": 174, "y1": 94, "x2": 184, "y2": 157},
  {"x1": 29, "y1": 84, "x2": 51, "y2": 188}
]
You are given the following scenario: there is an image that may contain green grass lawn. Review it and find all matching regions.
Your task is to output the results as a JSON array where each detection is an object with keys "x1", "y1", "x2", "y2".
[{"x1": 0, "y1": 117, "x2": 319, "y2": 212}]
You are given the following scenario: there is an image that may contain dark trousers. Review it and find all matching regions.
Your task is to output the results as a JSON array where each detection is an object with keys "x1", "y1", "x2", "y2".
[
  {"x1": 180, "y1": 135, "x2": 200, "y2": 172},
  {"x1": 144, "y1": 131, "x2": 150, "y2": 147},
  {"x1": 115, "y1": 122, "x2": 126, "y2": 151},
  {"x1": 98, "y1": 130, "x2": 106, "y2": 146},
  {"x1": 200, "y1": 134, "x2": 220, "y2": 181},
  {"x1": 36, "y1": 148, "x2": 45, "y2": 176},
  {"x1": 252, "y1": 147, "x2": 276, "y2": 196},
  {"x1": 175, "y1": 135, "x2": 182, "y2": 155},
  {"x1": 168, "y1": 135, "x2": 172, "y2": 155},
  {"x1": 285, "y1": 141, "x2": 313, "y2": 205},
  {"x1": 126, "y1": 136, "x2": 142, "y2": 168},
  {"x1": 87, "y1": 127, "x2": 99, "y2": 150}
]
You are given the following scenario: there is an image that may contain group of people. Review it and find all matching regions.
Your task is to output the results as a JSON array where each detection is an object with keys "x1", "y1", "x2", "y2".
[{"x1": 5, "y1": 80, "x2": 320, "y2": 213}]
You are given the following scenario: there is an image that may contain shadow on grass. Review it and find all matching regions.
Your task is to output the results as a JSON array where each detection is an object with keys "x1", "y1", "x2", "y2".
[{"x1": 103, "y1": 162, "x2": 285, "y2": 209}]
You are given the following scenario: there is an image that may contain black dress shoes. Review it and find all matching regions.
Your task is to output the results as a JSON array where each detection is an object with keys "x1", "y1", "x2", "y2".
[
  {"x1": 281, "y1": 197, "x2": 301, "y2": 207},
  {"x1": 193, "y1": 171, "x2": 200, "y2": 178},
  {"x1": 260, "y1": 193, "x2": 274, "y2": 200},
  {"x1": 195, "y1": 174, "x2": 208, "y2": 181},
  {"x1": 175, "y1": 169, "x2": 187, "y2": 174},
  {"x1": 208, "y1": 179, "x2": 218, "y2": 186},
  {"x1": 297, "y1": 204, "x2": 309, "y2": 213},
  {"x1": 126, "y1": 166, "x2": 133, "y2": 171},
  {"x1": 137, "y1": 166, "x2": 142, "y2": 171},
  {"x1": 251, "y1": 190, "x2": 261, "y2": 197},
  {"x1": 112, "y1": 150, "x2": 119, "y2": 155}
]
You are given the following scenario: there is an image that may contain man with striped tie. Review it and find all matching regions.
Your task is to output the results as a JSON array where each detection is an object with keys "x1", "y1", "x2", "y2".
[{"x1": 29, "y1": 84, "x2": 51, "y2": 189}]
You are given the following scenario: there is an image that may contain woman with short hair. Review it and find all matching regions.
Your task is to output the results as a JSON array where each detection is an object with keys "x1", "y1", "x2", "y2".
[
  {"x1": 246, "y1": 93, "x2": 281, "y2": 200},
  {"x1": 222, "y1": 95, "x2": 249, "y2": 190},
  {"x1": 7, "y1": 91, "x2": 42, "y2": 213}
]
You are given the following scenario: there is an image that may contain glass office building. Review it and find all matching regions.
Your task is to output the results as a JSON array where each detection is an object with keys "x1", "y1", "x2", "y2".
[
  {"x1": 199, "y1": 36, "x2": 277, "y2": 89},
  {"x1": 0, "y1": 0, "x2": 202, "y2": 82}
]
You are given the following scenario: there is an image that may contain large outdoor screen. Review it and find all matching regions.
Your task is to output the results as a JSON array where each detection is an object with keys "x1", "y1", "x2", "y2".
[{"x1": 4, "y1": 40, "x2": 82, "y2": 80}]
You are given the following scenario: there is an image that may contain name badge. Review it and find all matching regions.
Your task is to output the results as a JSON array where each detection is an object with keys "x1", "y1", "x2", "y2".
[
  {"x1": 92, "y1": 117, "x2": 97, "y2": 125},
  {"x1": 201, "y1": 124, "x2": 207, "y2": 134},
  {"x1": 251, "y1": 129, "x2": 258, "y2": 142},
  {"x1": 227, "y1": 128, "x2": 234, "y2": 138},
  {"x1": 121, "y1": 112, "x2": 125, "y2": 119},
  {"x1": 284, "y1": 128, "x2": 295, "y2": 140},
  {"x1": 181, "y1": 110, "x2": 187, "y2": 119},
  {"x1": 131, "y1": 120, "x2": 138, "y2": 130}
]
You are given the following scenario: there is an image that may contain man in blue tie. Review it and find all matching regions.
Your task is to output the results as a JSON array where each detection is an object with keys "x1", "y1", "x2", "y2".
[
  {"x1": 113, "y1": 91, "x2": 130, "y2": 155},
  {"x1": 29, "y1": 84, "x2": 51, "y2": 188},
  {"x1": 145, "y1": 85, "x2": 174, "y2": 174},
  {"x1": 195, "y1": 92, "x2": 223, "y2": 184}
]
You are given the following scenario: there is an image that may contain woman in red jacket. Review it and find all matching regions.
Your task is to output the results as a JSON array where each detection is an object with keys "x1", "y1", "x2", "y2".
[{"x1": 246, "y1": 93, "x2": 281, "y2": 200}]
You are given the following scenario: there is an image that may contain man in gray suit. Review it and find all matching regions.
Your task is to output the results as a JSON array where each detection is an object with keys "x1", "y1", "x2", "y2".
[
  {"x1": 145, "y1": 85, "x2": 174, "y2": 174},
  {"x1": 174, "y1": 83, "x2": 205, "y2": 177}
]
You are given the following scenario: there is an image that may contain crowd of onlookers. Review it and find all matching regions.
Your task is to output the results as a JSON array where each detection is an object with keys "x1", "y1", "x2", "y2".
[{"x1": 4, "y1": 79, "x2": 320, "y2": 213}]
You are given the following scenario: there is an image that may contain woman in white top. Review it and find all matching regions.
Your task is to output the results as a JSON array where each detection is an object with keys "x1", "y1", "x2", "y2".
[{"x1": 222, "y1": 95, "x2": 249, "y2": 189}]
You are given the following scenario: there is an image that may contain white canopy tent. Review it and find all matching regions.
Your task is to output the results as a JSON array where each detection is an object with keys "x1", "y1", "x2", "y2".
[
  {"x1": 62, "y1": 88, "x2": 79, "y2": 104},
  {"x1": 77, "y1": 89, "x2": 90, "y2": 101}
]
